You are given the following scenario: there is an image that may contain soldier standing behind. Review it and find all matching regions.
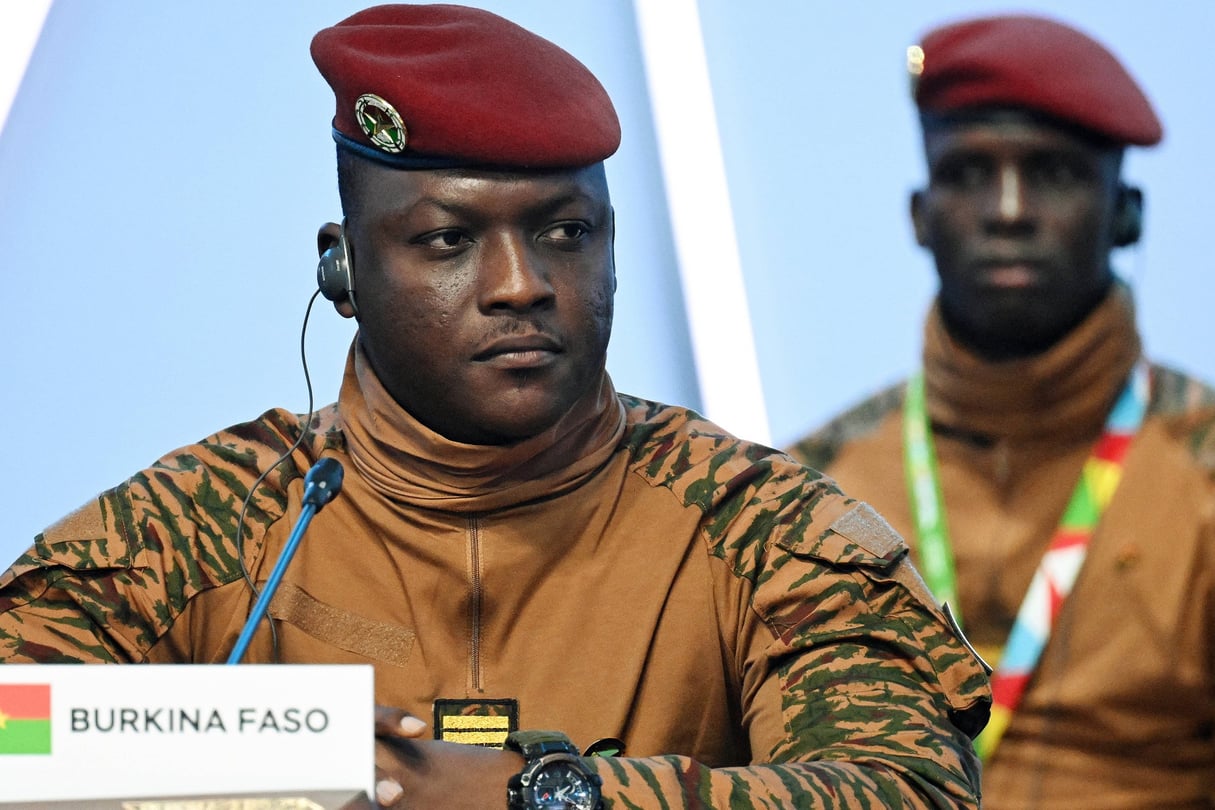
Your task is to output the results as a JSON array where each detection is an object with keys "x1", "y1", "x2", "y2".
[{"x1": 788, "y1": 13, "x2": 1215, "y2": 808}]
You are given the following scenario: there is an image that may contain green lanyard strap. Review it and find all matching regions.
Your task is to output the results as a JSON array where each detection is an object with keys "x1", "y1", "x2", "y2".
[
  {"x1": 902, "y1": 373, "x2": 961, "y2": 622},
  {"x1": 902, "y1": 364, "x2": 1149, "y2": 761}
]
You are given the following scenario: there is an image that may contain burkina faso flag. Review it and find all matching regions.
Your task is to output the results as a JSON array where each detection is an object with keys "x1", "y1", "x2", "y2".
[{"x1": 0, "y1": 684, "x2": 51, "y2": 754}]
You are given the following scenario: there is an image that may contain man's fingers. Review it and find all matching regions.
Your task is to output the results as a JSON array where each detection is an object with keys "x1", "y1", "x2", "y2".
[
  {"x1": 374, "y1": 704, "x2": 429, "y2": 738},
  {"x1": 373, "y1": 766, "x2": 405, "y2": 808}
]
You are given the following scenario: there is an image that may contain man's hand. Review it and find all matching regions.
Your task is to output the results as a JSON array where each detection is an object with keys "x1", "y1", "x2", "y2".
[{"x1": 372, "y1": 705, "x2": 524, "y2": 809}]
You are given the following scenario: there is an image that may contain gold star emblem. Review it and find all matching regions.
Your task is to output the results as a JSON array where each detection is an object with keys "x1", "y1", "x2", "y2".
[
  {"x1": 0, "y1": 708, "x2": 10, "y2": 730},
  {"x1": 355, "y1": 93, "x2": 408, "y2": 154}
]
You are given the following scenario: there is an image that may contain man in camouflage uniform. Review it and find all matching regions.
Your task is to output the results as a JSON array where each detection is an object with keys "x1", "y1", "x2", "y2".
[
  {"x1": 0, "y1": 5, "x2": 989, "y2": 808},
  {"x1": 788, "y1": 14, "x2": 1215, "y2": 808}
]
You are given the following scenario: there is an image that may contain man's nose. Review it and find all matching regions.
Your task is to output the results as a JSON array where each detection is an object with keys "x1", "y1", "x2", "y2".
[
  {"x1": 989, "y1": 164, "x2": 1030, "y2": 227},
  {"x1": 996, "y1": 165, "x2": 1025, "y2": 218},
  {"x1": 479, "y1": 234, "x2": 555, "y2": 312}
]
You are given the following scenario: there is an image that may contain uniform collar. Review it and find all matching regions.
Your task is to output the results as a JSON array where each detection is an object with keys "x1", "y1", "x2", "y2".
[
  {"x1": 337, "y1": 340, "x2": 626, "y2": 512},
  {"x1": 922, "y1": 283, "x2": 1141, "y2": 443}
]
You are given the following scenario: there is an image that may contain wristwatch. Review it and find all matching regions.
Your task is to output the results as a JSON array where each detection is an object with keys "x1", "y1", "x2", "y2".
[{"x1": 506, "y1": 730, "x2": 603, "y2": 810}]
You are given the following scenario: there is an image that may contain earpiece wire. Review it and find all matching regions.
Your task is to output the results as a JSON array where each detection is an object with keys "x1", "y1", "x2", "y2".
[{"x1": 232, "y1": 289, "x2": 322, "y2": 661}]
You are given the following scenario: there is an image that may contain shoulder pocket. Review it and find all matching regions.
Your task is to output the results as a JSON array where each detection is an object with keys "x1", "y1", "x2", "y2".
[
  {"x1": 776, "y1": 502, "x2": 992, "y2": 735},
  {"x1": 0, "y1": 500, "x2": 139, "y2": 599},
  {"x1": 782, "y1": 502, "x2": 943, "y2": 625},
  {"x1": 777, "y1": 502, "x2": 909, "y2": 572},
  {"x1": 36, "y1": 498, "x2": 138, "y2": 568}
]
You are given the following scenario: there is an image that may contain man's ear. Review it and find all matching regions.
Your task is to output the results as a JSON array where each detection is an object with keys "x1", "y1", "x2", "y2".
[
  {"x1": 910, "y1": 190, "x2": 930, "y2": 247},
  {"x1": 316, "y1": 221, "x2": 358, "y2": 319},
  {"x1": 1112, "y1": 185, "x2": 1144, "y2": 247}
]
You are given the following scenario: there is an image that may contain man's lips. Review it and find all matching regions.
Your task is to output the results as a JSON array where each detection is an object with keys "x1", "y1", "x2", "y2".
[
  {"x1": 473, "y1": 334, "x2": 563, "y2": 367},
  {"x1": 974, "y1": 258, "x2": 1047, "y2": 289}
]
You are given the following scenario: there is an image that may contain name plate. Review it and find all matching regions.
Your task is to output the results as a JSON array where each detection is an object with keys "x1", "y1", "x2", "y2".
[{"x1": 0, "y1": 665, "x2": 373, "y2": 805}]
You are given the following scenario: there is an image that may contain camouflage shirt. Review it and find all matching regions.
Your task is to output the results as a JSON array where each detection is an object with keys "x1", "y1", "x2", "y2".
[{"x1": 0, "y1": 350, "x2": 989, "y2": 808}]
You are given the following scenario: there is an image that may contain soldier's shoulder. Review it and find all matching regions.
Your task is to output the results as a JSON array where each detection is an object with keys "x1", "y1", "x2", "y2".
[
  {"x1": 615, "y1": 393, "x2": 855, "y2": 573},
  {"x1": 617, "y1": 393, "x2": 799, "y2": 473},
  {"x1": 784, "y1": 381, "x2": 906, "y2": 471},
  {"x1": 192, "y1": 405, "x2": 344, "y2": 476},
  {"x1": 31, "y1": 405, "x2": 343, "y2": 576},
  {"x1": 616, "y1": 393, "x2": 839, "y2": 503},
  {"x1": 0, "y1": 406, "x2": 347, "y2": 661},
  {"x1": 1147, "y1": 364, "x2": 1215, "y2": 473}
]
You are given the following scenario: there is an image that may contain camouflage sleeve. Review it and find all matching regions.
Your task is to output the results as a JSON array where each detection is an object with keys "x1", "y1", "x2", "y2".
[
  {"x1": 601, "y1": 431, "x2": 990, "y2": 809},
  {"x1": 0, "y1": 409, "x2": 312, "y2": 662},
  {"x1": 0, "y1": 494, "x2": 155, "y2": 662}
]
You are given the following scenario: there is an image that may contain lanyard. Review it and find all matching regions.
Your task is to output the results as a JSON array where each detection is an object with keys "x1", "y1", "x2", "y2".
[
  {"x1": 902, "y1": 362, "x2": 1149, "y2": 761},
  {"x1": 902, "y1": 373, "x2": 961, "y2": 622}
]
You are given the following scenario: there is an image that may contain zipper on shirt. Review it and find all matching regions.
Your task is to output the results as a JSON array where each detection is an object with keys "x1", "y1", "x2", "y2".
[
  {"x1": 993, "y1": 439, "x2": 1012, "y2": 492},
  {"x1": 467, "y1": 514, "x2": 483, "y2": 692}
]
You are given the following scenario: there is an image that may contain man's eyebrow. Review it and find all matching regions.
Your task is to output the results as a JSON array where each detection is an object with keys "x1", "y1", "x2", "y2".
[
  {"x1": 375, "y1": 195, "x2": 481, "y2": 224},
  {"x1": 389, "y1": 189, "x2": 603, "y2": 221},
  {"x1": 527, "y1": 190, "x2": 604, "y2": 218},
  {"x1": 927, "y1": 147, "x2": 989, "y2": 165}
]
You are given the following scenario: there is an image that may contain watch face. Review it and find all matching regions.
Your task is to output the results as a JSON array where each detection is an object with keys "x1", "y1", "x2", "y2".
[{"x1": 529, "y1": 760, "x2": 597, "y2": 809}]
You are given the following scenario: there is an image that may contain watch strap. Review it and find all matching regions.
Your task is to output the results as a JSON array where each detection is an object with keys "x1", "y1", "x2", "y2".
[{"x1": 505, "y1": 729, "x2": 580, "y2": 759}]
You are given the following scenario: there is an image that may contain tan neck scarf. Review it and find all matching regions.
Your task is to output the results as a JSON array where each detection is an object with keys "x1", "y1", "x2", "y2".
[
  {"x1": 337, "y1": 340, "x2": 626, "y2": 513},
  {"x1": 923, "y1": 284, "x2": 1141, "y2": 443}
]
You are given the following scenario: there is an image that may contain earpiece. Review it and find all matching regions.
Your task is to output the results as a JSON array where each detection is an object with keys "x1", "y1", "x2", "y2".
[
  {"x1": 1112, "y1": 185, "x2": 1144, "y2": 248},
  {"x1": 317, "y1": 219, "x2": 357, "y2": 314}
]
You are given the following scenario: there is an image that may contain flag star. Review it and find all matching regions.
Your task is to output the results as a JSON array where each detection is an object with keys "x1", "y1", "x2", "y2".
[
  {"x1": 0, "y1": 709, "x2": 9, "y2": 730},
  {"x1": 366, "y1": 108, "x2": 392, "y2": 136}
]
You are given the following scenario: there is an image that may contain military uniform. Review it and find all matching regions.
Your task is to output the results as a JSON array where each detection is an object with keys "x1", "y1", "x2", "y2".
[
  {"x1": 1, "y1": 343, "x2": 989, "y2": 808},
  {"x1": 1, "y1": 6, "x2": 992, "y2": 807},
  {"x1": 789, "y1": 288, "x2": 1215, "y2": 808}
]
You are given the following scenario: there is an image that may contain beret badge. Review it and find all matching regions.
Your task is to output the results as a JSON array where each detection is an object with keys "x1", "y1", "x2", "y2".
[
  {"x1": 355, "y1": 93, "x2": 408, "y2": 154},
  {"x1": 906, "y1": 45, "x2": 925, "y2": 96}
]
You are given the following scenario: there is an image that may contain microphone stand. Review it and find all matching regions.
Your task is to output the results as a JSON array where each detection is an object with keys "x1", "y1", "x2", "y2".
[{"x1": 227, "y1": 458, "x2": 343, "y2": 664}]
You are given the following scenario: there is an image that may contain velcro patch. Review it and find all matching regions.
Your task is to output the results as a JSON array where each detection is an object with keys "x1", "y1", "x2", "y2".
[
  {"x1": 433, "y1": 699, "x2": 519, "y2": 748},
  {"x1": 828, "y1": 503, "x2": 907, "y2": 562}
]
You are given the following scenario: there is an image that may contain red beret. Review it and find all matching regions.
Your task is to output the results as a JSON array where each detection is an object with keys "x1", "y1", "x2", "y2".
[
  {"x1": 911, "y1": 14, "x2": 1162, "y2": 146},
  {"x1": 311, "y1": 4, "x2": 621, "y2": 169}
]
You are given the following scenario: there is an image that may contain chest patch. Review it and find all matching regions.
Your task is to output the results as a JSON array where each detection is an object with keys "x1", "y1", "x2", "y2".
[{"x1": 433, "y1": 698, "x2": 519, "y2": 748}]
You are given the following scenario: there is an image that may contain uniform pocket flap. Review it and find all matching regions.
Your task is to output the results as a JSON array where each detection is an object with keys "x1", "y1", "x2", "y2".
[
  {"x1": 34, "y1": 499, "x2": 136, "y2": 570},
  {"x1": 777, "y1": 502, "x2": 908, "y2": 572}
]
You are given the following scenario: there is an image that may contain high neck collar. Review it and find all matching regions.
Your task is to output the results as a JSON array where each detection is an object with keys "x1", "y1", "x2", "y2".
[
  {"x1": 337, "y1": 340, "x2": 626, "y2": 512},
  {"x1": 922, "y1": 284, "x2": 1141, "y2": 443}
]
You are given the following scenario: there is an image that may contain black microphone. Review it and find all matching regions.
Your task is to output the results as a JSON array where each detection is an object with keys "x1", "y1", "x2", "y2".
[
  {"x1": 227, "y1": 458, "x2": 344, "y2": 663},
  {"x1": 300, "y1": 457, "x2": 344, "y2": 509}
]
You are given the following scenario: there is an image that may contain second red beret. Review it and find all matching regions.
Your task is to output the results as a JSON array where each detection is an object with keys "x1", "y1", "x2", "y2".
[{"x1": 911, "y1": 14, "x2": 1163, "y2": 147}]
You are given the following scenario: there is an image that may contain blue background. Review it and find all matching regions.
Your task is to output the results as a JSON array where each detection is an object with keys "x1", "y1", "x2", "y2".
[{"x1": 2, "y1": 1, "x2": 1211, "y2": 567}]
